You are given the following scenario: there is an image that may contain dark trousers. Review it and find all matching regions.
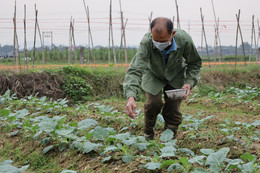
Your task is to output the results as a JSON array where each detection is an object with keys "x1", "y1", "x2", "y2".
[{"x1": 144, "y1": 84, "x2": 182, "y2": 136}]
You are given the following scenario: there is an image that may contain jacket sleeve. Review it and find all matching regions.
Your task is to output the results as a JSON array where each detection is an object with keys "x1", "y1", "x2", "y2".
[
  {"x1": 123, "y1": 42, "x2": 150, "y2": 99},
  {"x1": 182, "y1": 36, "x2": 202, "y2": 88}
]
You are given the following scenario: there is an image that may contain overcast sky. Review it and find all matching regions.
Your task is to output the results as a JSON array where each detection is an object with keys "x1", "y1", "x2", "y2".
[{"x1": 0, "y1": 0, "x2": 260, "y2": 48}]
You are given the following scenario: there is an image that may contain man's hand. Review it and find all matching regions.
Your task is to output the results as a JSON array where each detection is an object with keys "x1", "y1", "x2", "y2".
[
  {"x1": 125, "y1": 97, "x2": 138, "y2": 118},
  {"x1": 181, "y1": 83, "x2": 191, "y2": 100}
]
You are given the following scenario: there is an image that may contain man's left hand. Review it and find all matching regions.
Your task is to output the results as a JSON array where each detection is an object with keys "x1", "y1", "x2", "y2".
[{"x1": 181, "y1": 83, "x2": 191, "y2": 100}]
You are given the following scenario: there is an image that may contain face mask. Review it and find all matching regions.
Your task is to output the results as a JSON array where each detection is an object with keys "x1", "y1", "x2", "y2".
[{"x1": 152, "y1": 35, "x2": 172, "y2": 50}]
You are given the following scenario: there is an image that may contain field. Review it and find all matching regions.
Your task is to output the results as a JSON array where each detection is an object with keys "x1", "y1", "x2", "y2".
[{"x1": 0, "y1": 64, "x2": 259, "y2": 173}]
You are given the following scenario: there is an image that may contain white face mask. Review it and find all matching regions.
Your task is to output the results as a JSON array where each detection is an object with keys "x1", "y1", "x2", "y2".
[{"x1": 152, "y1": 35, "x2": 172, "y2": 50}]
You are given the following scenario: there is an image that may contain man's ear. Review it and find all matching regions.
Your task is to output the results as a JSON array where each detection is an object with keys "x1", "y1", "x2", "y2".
[{"x1": 172, "y1": 31, "x2": 176, "y2": 37}]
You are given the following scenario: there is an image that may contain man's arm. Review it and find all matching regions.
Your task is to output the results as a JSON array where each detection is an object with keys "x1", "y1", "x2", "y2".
[
  {"x1": 123, "y1": 42, "x2": 150, "y2": 118},
  {"x1": 183, "y1": 37, "x2": 202, "y2": 88},
  {"x1": 182, "y1": 35, "x2": 202, "y2": 98}
]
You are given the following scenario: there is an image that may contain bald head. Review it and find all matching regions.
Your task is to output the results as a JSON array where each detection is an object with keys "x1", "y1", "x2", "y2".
[{"x1": 150, "y1": 17, "x2": 173, "y2": 35}]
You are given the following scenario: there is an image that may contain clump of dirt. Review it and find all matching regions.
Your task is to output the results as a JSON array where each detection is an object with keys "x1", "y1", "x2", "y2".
[{"x1": 0, "y1": 71, "x2": 65, "y2": 100}]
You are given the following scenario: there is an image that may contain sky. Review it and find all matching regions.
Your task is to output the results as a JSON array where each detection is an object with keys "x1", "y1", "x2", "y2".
[{"x1": 0, "y1": 0, "x2": 260, "y2": 48}]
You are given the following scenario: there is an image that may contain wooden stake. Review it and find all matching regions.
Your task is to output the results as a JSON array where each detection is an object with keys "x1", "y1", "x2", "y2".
[{"x1": 249, "y1": 15, "x2": 254, "y2": 62}]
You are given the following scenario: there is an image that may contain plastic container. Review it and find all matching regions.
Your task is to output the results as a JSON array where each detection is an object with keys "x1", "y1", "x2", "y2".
[{"x1": 165, "y1": 89, "x2": 187, "y2": 100}]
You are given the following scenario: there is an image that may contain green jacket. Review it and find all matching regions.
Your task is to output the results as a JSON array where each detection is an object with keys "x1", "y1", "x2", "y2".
[{"x1": 123, "y1": 29, "x2": 202, "y2": 99}]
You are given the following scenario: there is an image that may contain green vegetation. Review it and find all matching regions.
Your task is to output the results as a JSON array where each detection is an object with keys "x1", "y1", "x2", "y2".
[{"x1": 0, "y1": 65, "x2": 259, "y2": 172}]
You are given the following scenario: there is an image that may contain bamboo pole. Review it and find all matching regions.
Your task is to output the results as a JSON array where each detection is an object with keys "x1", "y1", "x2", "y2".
[
  {"x1": 118, "y1": 0, "x2": 123, "y2": 62},
  {"x1": 172, "y1": 16, "x2": 175, "y2": 29},
  {"x1": 200, "y1": 8, "x2": 210, "y2": 68},
  {"x1": 72, "y1": 19, "x2": 77, "y2": 63},
  {"x1": 236, "y1": 10, "x2": 246, "y2": 66},
  {"x1": 68, "y1": 17, "x2": 72, "y2": 64},
  {"x1": 235, "y1": 11, "x2": 240, "y2": 68},
  {"x1": 86, "y1": 6, "x2": 96, "y2": 63},
  {"x1": 119, "y1": 0, "x2": 127, "y2": 64},
  {"x1": 108, "y1": 2, "x2": 112, "y2": 63},
  {"x1": 256, "y1": 19, "x2": 260, "y2": 62},
  {"x1": 24, "y1": 4, "x2": 28, "y2": 68},
  {"x1": 32, "y1": 4, "x2": 38, "y2": 69},
  {"x1": 13, "y1": 1, "x2": 16, "y2": 69},
  {"x1": 122, "y1": 18, "x2": 128, "y2": 64},
  {"x1": 36, "y1": 19, "x2": 44, "y2": 67},
  {"x1": 148, "y1": 12, "x2": 153, "y2": 31},
  {"x1": 211, "y1": 0, "x2": 222, "y2": 60},
  {"x1": 109, "y1": 0, "x2": 117, "y2": 69},
  {"x1": 175, "y1": 0, "x2": 181, "y2": 29},
  {"x1": 249, "y1": 15, "x2": 254, "y2": 62}
]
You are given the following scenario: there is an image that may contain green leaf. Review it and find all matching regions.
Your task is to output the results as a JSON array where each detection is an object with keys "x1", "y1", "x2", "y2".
[
  {"x1": 160, "y1": 146, "x2": 176, "y2": 158},
  {"x1": 38, "y1": 120, "x2": 57, "y2": 133},
  {"x1": 42, "y1": 145, "x2": 54, "y2": 154},
  {"x1": 159, "y1": 160, "x2": 176, "y2": 169},
  {"x1": 93, "y1": 126, "x2": 109, "y2": 141},
  {"x1": 102, "y1": 156, "x2": 112, "y2": 163},
  {"x1": 189, "y1": 155, "x2": 206, "y2": 165},
  {"x1": 0, "y1": 110, "x2": 10, "y2": 116},
  {"x1": 10, "y1": 130, "x2": 19, "y2": 137},
  {"x1": 122, "y1": 155, "x2": 132, "y2": 163},
  {"x1": 238, "y1": 162, "x2": 254, "y2": 173},
  {"x1": 225, "y1": 159, "x2": 242, "y2": 170},
  {"x1": 41, "y1": 137, "x2": 51, "y2": 146},
  {"x1": 206, "y1": 147, "x2": 230, "y2": 166},
  {"x1": 60, "y1": 170, "x2": 77, "y2": 173},
  {"x1": 178, "y1": 148, "x2": 195, "y2": 156},
  {"x1": 133, "y1": 143, "x2": 148, "y2": 151},
  {"x1": 241, "y1": 153, "x2": 256, "y2": 162},
  {"x1": 58, "y1": 142, "x2": 67, "y2": 152},
  {"x1": 103, "y1": 145, "x2": 118, "y2": 153},
  {"x1": 167, "y1": 163, "x2": 182, "y2": 171},
  {"x1": 82, "y1": 141, "x2": 102, "y2": 154},
  {"x1": 143, "y1": 162, "x2": 161, "y2": 170},
  {"x1": 56, "y1": 128, "x2": 74, "y2": 136},
  {"x1": 179, "y1": 157, "x2": 189, "y2": 166},
  {"x1": 0, "y1": 160, "x2": 29, "y2": 173},
  {"x1": 114, "y1": 132, "x2": 131, "y2": 140},
  {"x1": 200, "y1": 149, "x2": 215, "y2": 155},
  {"x1": 77, "y1": 119, "x2": 98, "y2": 130},
  {"x1": 160, "y1": 129, "x2": 174, "y2": 142},
  {"x1": 192, "y1": 167, "x2": 209, "y2": 173},
  {"x1": 122, "y1": 137, "x2": 137, "y2": 146}
]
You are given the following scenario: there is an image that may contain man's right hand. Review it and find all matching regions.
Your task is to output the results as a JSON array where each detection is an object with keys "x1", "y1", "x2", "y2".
[{"x1": 125, "y1": 97, "x2": 138, "y2": 119}]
